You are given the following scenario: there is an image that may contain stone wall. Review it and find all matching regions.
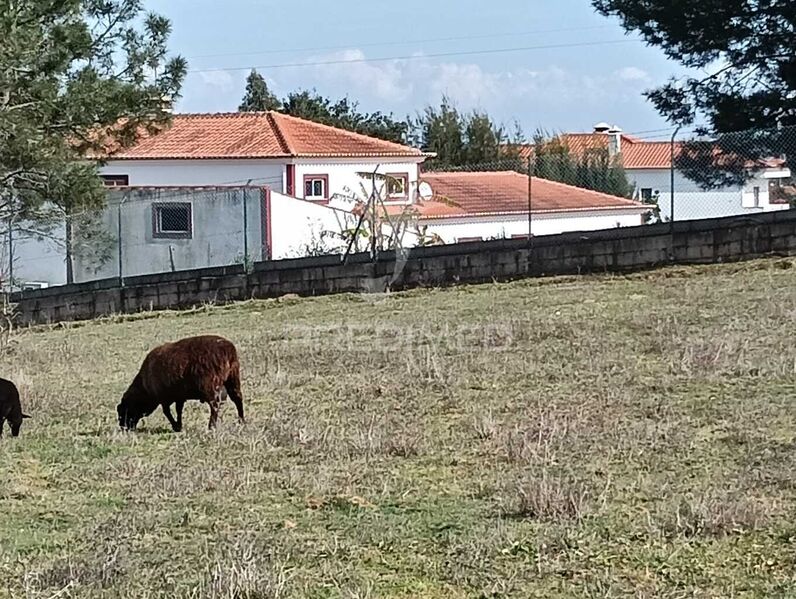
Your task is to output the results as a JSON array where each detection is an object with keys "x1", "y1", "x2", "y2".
[{"x1": 12, "y1": 210, "x2": 796, "y2": 326}]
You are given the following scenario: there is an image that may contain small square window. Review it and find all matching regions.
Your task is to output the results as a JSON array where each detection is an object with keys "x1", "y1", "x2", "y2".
[
  {"x1": 153, "y1": 203, "x2": 192, "y2": 239},
  {"x1": 101, "y1": 175, "x2": 129, "y2": 187},
  {"x1": 304, "y1": 175, "x2": 328, "y2": 200},
  {"x1": 386, "y1": 173, "x2": 409, "y2": 199}
]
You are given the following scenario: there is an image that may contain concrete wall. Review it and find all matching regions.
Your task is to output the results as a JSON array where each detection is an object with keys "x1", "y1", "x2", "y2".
[
  {"x1": 74, "y1": 187, "x2": 267, "y2": 282},
  {"x1": 8, "y1": 223, "x2": 67, "y2": 287},
  {"x1": 419, "y1": 209, "x2": 647, "y2": 243},
  {"x1": 12, "y1": 209, "x2": 796, "y2": 326}
]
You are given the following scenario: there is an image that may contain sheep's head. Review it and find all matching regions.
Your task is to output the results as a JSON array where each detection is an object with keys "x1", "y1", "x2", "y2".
[
  {"x1": 9, "y1": 413, "x2": 30, "y2": 437},
  {"x1": 117, "y1": 383, "x2": 146, "y2": 431}
]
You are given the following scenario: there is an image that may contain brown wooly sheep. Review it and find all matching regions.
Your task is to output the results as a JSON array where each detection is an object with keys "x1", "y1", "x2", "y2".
[
  {"x1": 117, "y1": 335, "x2": 245, "y2": 432},
  {"x1": 0, "y1": 377, "x2": 31, "y2": 438}
]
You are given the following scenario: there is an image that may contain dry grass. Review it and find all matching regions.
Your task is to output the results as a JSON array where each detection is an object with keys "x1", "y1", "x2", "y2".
[{"x1": 1, "y1": 259, "x2": 796, "y2": 597}]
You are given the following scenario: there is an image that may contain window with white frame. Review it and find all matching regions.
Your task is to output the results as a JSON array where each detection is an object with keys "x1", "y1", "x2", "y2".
[
  {"x1": 101, "y1": 175, "x2": 129, "y2": 187},
  {"x1": 304, "y1": 175, "x2": 328, "y2": 200},
  {"x1": 386, "y1": 173, "x2": 409, "y2": 200},
  {"x1": 153, "y1": 203, "x2": 192, "y2": 239}
]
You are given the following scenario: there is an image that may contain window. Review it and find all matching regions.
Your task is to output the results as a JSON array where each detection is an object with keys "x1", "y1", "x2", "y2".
[
  {"x1": 153, "y1": 203, "x2": 192, "y2": 239},
  {"x1": 640, "y1": 188, "x2": 654, "y2": 202},
  {"x1": 769, "y1": 178, "x2": 794, "y2": 204},
  {"x1": 753, "y1": 186, "x2": 761, "y2": 208},
  {"x1": 101, "y1": 175, "x2": 129, "y2": 187},
  {"x1": 386, "y1": 173, "x2": 409, "y2": 200},
  {"x1": 304, "y1": 175, "x2": 328, "y2": 200}
]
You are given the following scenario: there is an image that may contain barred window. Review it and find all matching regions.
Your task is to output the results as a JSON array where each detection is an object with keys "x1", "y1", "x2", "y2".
[
  {"x1": 153, "y1": 203, "x2": 192, "y2": 239},
  {"x1": 101, "y1": 175, "x2": 129, "y2": 187}
]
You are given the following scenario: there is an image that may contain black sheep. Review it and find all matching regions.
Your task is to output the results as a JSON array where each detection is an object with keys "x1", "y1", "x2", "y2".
[{"x1": 0, "y1": 378, "x2": 30, "y2": 438}]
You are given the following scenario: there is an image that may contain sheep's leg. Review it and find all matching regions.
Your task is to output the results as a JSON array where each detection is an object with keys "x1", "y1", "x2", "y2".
[
  {"x1": 175, "y1": 401, "x2": 185, "y2": 432},
  {"x1": 224, "y1": 374, "x2": 245, "y2": 423},
  {"x1": 162, "y1": 403, "x2": 181, "y2": 433},
  {"x1": 205, "y1": 388, "x2": 224, "y2": 430}
]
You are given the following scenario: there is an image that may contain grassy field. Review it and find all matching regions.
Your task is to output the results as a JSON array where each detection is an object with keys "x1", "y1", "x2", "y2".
[{"x1": 1, "y1": 259, "x2": 795, "y2": 598}]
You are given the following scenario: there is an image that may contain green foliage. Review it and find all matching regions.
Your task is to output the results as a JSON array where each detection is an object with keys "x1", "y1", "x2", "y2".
[
  {"x1": 239, "y1": 69, "x2": 281, "y2": 112},
  {"x1": 592, "y1": 0, "x2": 796, "y2": 188},
  {"x1": 279, "y1": 90, "x2": 408, "y2": 144},
  {"x1": 409, "y1": 96, "x2": 524, "y2": 169},
  {"x1": 532, "y1": 131, "x2": 634, "y2": 198},
  {"x1": 0, "y1": 0, "x2": 186, "y2": 279}
]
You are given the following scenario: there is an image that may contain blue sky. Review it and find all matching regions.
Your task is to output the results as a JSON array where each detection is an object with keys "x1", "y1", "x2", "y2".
[{"x1": 146, "y1": 0, "x2": 690, "y2": 139}]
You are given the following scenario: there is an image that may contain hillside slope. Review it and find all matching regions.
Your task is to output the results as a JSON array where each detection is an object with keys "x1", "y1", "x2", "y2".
[{"x1": 1, "y1": 260, "x2": 795, "y2": 598}]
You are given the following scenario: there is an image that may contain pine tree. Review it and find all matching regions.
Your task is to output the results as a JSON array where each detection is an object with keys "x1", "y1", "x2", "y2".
[
  {"x1": 593, "y1": 0, "x2": 796, "y2": 188},
  {"x1": 239, "y1": 70, "x2": 282, "y2": 112},
  {"x1": 0, "y1": 0, "x2": 186, "y2": 282}
]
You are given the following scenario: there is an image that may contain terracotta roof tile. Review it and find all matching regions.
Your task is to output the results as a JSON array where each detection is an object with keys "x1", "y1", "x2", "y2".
[
  {"x1": 416, "y1": 171, "x2": 647, "y2": 220},
  {"x1": 510, "y1": 132, "x2": 788, "y2": 171},
  {"x1": 108, "y1": 112, "x2": 427, "y2": 160}
]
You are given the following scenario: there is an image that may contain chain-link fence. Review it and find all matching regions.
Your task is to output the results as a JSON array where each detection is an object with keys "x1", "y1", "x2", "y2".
[
  {"x1": 1, "y1": 186, "x2": 266, "y2": 290},
  {"x1": 3, "y1": 124, "x2": 794, "y2": 290},
  {"x1": 418, "y1": 123, "x2": 795, "y2": 243}
]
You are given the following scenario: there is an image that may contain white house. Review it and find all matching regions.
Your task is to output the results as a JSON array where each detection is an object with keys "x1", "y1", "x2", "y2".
[
  {"x1": 536, "y1": 124, "x2": 792, "y2": 221},
  {"x1": 410, "y1": 171, "x2": 649, "y2": 243},
  {"x1": 12, "y1": 112, "x2": 430, "y2": 286},
  {"x1": 12, "y1": 112, "x2": 708, "y2": 288}
]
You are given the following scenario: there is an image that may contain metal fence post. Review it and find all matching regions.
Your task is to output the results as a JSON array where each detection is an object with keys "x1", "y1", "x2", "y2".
[
  {"x1": 7, "y1": 214, "x2": 12, "y2": 291},
  {"x1": 669, "y1": 127, "x2": 681, "y2": 260},
  {"x1": 118, "y1": 192, "x2": 127, "y2": 285},
  {"x1": 243, "y1": 180, "x2": 252, "y2": 271}
]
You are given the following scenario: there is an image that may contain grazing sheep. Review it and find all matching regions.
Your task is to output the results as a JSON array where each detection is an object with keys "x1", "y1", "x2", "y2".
[
  {"x1": 0, "y1": 377, "x2": 30, "y2": 438},
  {"x1": 117, "y1": 335, "x2": 245, "y2": 432}
]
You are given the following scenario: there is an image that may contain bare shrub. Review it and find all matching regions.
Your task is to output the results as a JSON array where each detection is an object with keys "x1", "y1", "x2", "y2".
[
  {"x1": 504, "y1": 471, "x2": 591, "y2": 522},
  {"x1": 660, "y1": 492, "x2": 777, "y2": 538},
  {"x1": 471, "y1": 409, "x2": 497, "y2": 440},
  {"x1": 187, "y1": 543, "x2": 293, "y2": 599},
  {"x1": 495, "y1": 409, "x2": 573, "y2": 465},
  {"x1": 26, "y1": 545, "x2": 127, "y2": 594}
]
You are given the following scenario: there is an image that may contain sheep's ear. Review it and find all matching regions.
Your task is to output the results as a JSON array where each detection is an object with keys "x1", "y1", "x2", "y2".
[{"x1": 21, "y1": 413, "x2": 31, "y2": 419}]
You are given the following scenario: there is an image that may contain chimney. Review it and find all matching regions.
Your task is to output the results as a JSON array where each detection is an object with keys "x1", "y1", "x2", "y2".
[
  {"x1": 607, "y1": 125, "x2": 622, "y2": 158},
  {"x1": 593, "y1": 122, "x2": 611, "y2": 134},
  {"x1": 160, "y1": 94, "x2": 173, "y2": 114}
]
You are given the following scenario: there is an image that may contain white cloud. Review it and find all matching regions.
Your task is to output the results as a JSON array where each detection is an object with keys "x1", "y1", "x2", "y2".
[
  {"x1": 616, "y1": 66, "x2": 651, "y2": 82},
  {"x1": 177, "y1": 49, "x2": 666, "y2": 132},
  {"x1": 198, "y1": 69, "x2": 236, "y2": 93}
]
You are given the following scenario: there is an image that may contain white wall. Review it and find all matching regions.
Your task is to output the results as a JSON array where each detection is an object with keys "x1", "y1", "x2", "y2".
[
  {"x1": 417, "y1": 210, "x2": 647, "y2": 244},
  {"x1": 628, "y1": 168, "x2": 792, "y2": 221},
  {"x1": 268, "y1": 191, "x2": 355, "y2": 259},
  {"x1": 293, "y1": 159, "x2": 422, "y2": 203},
  {"x1": 100, "y1": 160, "x2": 285, "y2": 189}
]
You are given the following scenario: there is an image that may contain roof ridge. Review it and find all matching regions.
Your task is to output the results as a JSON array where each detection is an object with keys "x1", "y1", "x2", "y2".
[
  {"x1": 174, "y1": 112, "x2": 270, "y2": 119},
  {"x1": 266, "y1": 112, "x2": 292, "y2": 155},
  {"x1": 272, "y1": 111, "x2": 421, "y2": 153}
]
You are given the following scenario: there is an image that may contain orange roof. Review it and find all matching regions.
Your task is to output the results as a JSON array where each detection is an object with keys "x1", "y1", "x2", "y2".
[
  {"x1": 415, "y1": 171, "x2": 647, "y2": 220},
  {"x1": 510, "y1": 133, "x2": 678, "y2": 169},
  {"x1": 105, "y1": 112, "x2": 428, "y2": 160}
]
